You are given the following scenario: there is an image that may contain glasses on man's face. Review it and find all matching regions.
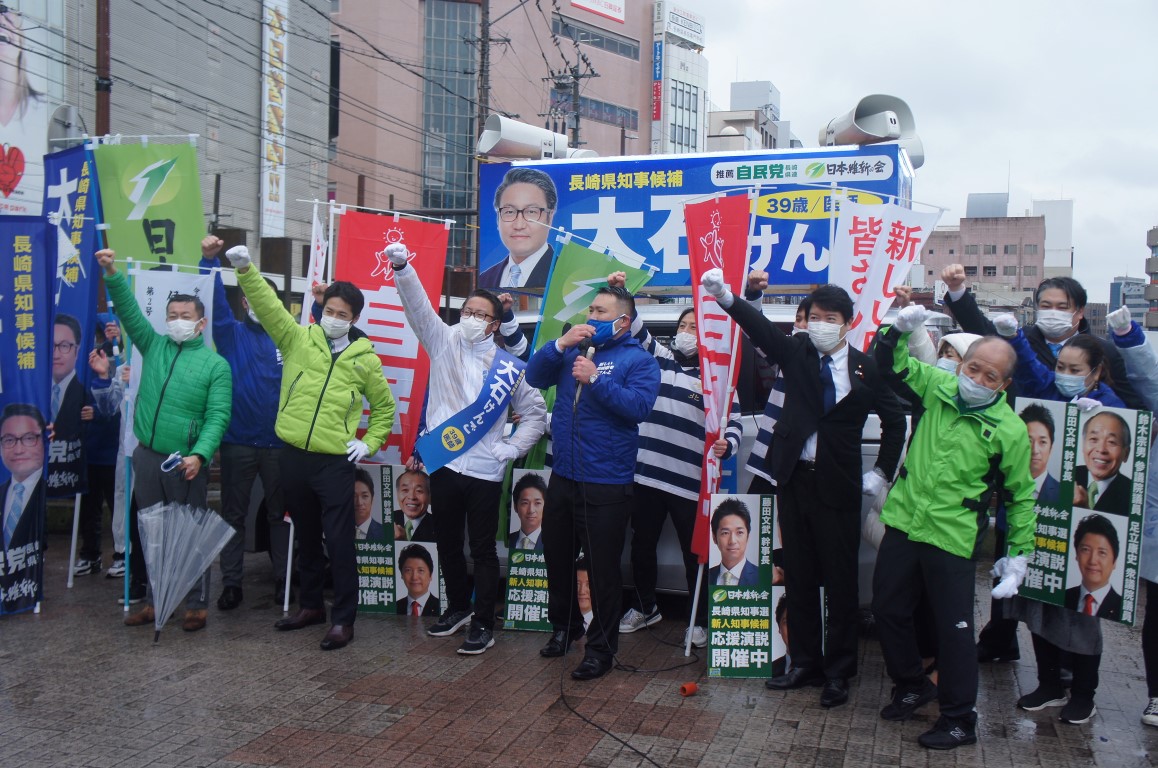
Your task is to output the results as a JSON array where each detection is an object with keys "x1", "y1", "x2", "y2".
[
  {"x1": 497, "y1": 206, "x2": 546, "y2": 223},
  {"x1": 460, "y1": 308, "x2": 495, "y2": 323},
  {"x1": 54, "y1": 341, "x2": 77, "y2": 353},
  {"x1": 0, "y1": 433, "x2": 42, "y2": 449}
]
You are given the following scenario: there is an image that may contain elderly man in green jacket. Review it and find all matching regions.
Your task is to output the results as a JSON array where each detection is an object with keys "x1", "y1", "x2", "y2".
[
  {"x1": 94, "y1": 249, "x2": 233, "y2": 634},
  {"x1": 229, "y1": 246, "x2": 395, "y2": 651},
  {"x1": 871, "y1": 304, "x2": 1036, "y2": 751}
]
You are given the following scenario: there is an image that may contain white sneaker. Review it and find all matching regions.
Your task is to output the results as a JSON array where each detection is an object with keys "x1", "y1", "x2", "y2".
[
  {"x1": 619, "y1": 607, "x2": 662, "y2": 634},
  {"x1": 1143, "y1": 697, "x2": 1158, "y2": 727},
  {"x1": 684, "y1": 626, "x2": 708, "y2": 648}
]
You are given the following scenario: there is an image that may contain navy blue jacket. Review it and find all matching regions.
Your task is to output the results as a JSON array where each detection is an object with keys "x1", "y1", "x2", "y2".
[
  {"x1": 526, "y1": 331, "x2": 660, "y2": 484},
  {"x1": 200, "y1": 257, "x2": 284, "y2": 448}
]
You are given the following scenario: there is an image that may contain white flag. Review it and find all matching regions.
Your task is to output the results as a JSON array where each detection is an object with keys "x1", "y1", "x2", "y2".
[{"x1": 301, "y1": 204, "x2": 328, "y2": 325}]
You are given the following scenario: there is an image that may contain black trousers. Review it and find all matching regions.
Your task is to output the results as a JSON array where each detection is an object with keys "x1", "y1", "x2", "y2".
[
  {"x1": 430, "y1": 468, "x2": 501, "y2": 631},
  {"x1": 543, "y1": 474, "x2": 632, "y2": 663},
  {"x1": 627, "y1": 483, "x2": 707, "y2": 624},
  {"x1": 1031, "y1": 631, "x2": 1100, "y2": 699},
  {"x1": 1144, "y1": 580, "x2": 1158, "y2": 697},
  {"x1": 977, "y1": 526, "x2": 1020, "y2": 653},
  {"x1": 79, "y1": 463, "x2": 116, "y2": 560},
  {"x1": 873, "y1": 526, "x2": 978, "y2": 718},
  {"x1": 280, "y1": 446, "x2": 357, "y2": 625},
  {"x1": 219, "y1": 443, "x2": 288, "y2": 588},
  {"x1": 778, "y1": 465, "x2": 860, "y2": 680}
]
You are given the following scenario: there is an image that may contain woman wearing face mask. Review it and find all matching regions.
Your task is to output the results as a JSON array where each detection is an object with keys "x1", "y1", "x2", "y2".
[
  {"x1": 609, "y1": 276, "x2": 743, "y2": 649},
  {"x1": 231, "y1": 249, "x2": 396, "y2": 652},
  {"x1": 386, "y1": 243, "x2": 546, "y2": 656}
]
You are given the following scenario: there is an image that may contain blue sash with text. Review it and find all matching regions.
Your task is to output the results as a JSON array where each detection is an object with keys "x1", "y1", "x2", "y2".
[{"x1": 414, "y1": 348, "x2": 526, "y2": 472}]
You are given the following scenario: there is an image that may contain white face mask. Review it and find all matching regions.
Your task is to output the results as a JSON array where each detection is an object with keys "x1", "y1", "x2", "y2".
[
  {"x1": 167, "y1": 318, "x2": 200, "y2": 344},
  {"x1": 807, "y1": 321, "x2": 845, "y2": 354},
  {"x1": 1054, "y1": 371, "x2": 1091, "y2": 398},
  {"x1": 935, "y1": 357, "x2": 959, "y2": 373},
  {"x1": 320, "y1": 315, "x2": 351, "y2": 339},
  {"x1": 246, "y1": 307, "x2": 259, "y2": 324},
  {"x1": 459, "y1": 314, "x2": 492, "y2": 344},
  {"x1": 1036, "y1": 308, "x2": 1075, "y2": 340},
  {"x1": 957, "y1": 373, "x2": 1002, "y2": 408},
  {"x1": 791, "y1": 326, "x2": 808, "y2": 336},
  {"x1": 671, "y1": 332, "x2": 698, "y2": 357}
]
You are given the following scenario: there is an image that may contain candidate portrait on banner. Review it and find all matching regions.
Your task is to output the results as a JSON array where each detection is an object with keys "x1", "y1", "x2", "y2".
[
  {"x1": 353, "y1": 466, "x2": 385, "y2": 542},
  {"x1": 391, "y1": 466, "x2": 435, "y2": 543},
  {"x1": 1065, "y1": 512, "x2": 1126, "y2": 621},
  {"x1": 508, "y1": 470, "x2": 547, "y2": 552},
  {"x1": 395, "y1": 542, "x2": 440, "y2": 617},
  {"x1": 706, "y1": 497, "x2": 760, "y2": 587},
  {"x1": 477, "y1": 167, "x2": 557, "y2": 292},
  {"x1": 1018, "y1": 400, "x2": 1065, "y2": 506},
  {"x1": 1074, "y1": 408, "x2": 1135, "y2": 516}
]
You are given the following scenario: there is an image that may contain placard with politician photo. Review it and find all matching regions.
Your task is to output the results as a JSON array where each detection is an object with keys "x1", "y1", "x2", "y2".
[{"x1": 503, "y1": 468, "x2": 551, "y2": 632}]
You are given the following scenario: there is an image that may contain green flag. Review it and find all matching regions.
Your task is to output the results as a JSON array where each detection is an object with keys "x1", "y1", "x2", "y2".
[{"x1": 94, "y1": 143, "x2": 204, "y2": 268}]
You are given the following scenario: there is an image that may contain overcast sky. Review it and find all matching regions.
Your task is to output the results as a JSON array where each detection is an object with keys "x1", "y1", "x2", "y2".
[{"x1": 674, "y1": 0, "x2": 1156, "y2": 303}]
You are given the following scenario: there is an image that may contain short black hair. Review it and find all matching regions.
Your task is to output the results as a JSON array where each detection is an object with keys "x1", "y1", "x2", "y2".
[
  {"x1": 0, "y1": 403, "x2": 47, "y2": 432},
  {"x1": 323, "y1": 281, "x2": 364, "y2": 318},
  {"x1": 595, "y1": 285, "x2": 635, "y2": 317},
  {"x1": 1074, "y1": 513, "x2": 1119, "y2": 561},
  {"x1": 493, "y1": 167, "x2": 558, "y2": 211},
  {"x1": 796, "y1": 297, "x2": 813, "y2": 320},
  {"x1": 677, "y1": 306, "x2": 695, "y2": 326},
  {"x1": 398, "y1": 543, "x2": 433, "y2": 571},
  {"x1": 1019, "y1": 403, "x2": 1056, "y2": 443},
  {"x1": 1061, "y1": 335, "x2": 1113, "y2": 388},
  {"x1": 167, "y1": 293, "x2": 206, "y2": 319},
  {"x1": 54, "y1": 312, "x2": 81, "y2": 345},
  {"x1": 354, "y1": 467, "x2": 374, "y2": 495},
  {"x1": 807, "y1": 285, "x2": 854, "y2": 324},
  {"x1": 711, "y1": 498, "x2": 751, "y2": 536},
  {"x1": 1035, "y1": 276, "x2": 1087, "y2": 311},
  {"x1": 513, "y1": 472, "x2": 547, "y2": 502},
  {"x1": 468, "y1": 289, "x2": 502, "y2": 323}
]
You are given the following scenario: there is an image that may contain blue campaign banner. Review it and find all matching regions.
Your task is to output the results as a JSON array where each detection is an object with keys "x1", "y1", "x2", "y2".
[
  {"x1": 479, "y1": 144, "x2": 913, "y2": 292},
  {"x1": 0, "y1": 217, "x2": 54, "y2": 615},
  {"x1": 43, "y1": 145, "x2": 105, "y2": 497}
]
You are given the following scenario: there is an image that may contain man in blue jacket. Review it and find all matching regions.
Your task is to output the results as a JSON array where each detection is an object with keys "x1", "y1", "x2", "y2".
[
  {"x1": 200, "y1": 236, "x2": 290, "y2": 609},
  {"x1": 525, "y1": 286, "x2": 660, "y2": 681}
]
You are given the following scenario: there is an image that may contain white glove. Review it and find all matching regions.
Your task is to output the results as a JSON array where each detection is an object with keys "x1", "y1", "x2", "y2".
[
  {"x1": 492, "y1": 441, "x2": 520, "y2": 462},
  {"x1": 861, "y1": 469, "x2": 887, "y2": 497},
  {"x1": 1072, "y1": 397, "x2": 1102, "y2": 413},
  {"x1": 892, "y1": 305, "x2": 928, "y2": 333},
  {"x1": 345, "y1": 439, "x2": 370, "y2": 463},
  {"x1": 990, "y1": 555, "x2": 1028, "y2": 599},
  {"x1": 385, "y1": 243, "x2": 409, "y2": 268},
  {"x1": 992, "y1": 313, "x2": 1019, "y2": 338},
  {"x1": 700, "y1": 268, "x2": 733, "y2": 308},
  {"x1": 1107, "y1": 305, "x2": 1132, "y2": 335},
  {"x1": 224, "y1": 245, "x2": 251, "y2": 269}
]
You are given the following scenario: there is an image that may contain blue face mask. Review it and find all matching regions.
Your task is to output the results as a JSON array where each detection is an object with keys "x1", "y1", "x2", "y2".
[
  {"x1": 1055, "y1": 372, "x2": 1091, "y2": 398},
  {"x1": 587, "y1": 315, "x2": 625, "y2": 347}
]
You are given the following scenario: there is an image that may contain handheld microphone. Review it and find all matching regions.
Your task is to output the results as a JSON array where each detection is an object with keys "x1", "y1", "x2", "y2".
[{"x1": 573, "y1": 342, "x2": 595, "y2": 406}]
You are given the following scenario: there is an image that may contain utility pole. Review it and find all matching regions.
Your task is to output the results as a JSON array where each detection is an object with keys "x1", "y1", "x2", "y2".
[
  {"x1": 544, "y1": 67, "x2": 598, "y2": 149},
  {"x1": 95, "y1": 0, "x2": 111, "y2": 134}
]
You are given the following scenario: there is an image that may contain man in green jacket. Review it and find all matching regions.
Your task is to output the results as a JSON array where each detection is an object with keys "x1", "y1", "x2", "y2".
[
  {"x1": 94, "y1": 249, "x2": 233, "y2": 634},
  {"x1": 871, "y1": 304, "x2": 1036, "y2": 750},
  {"x1": 228, "y1": 246, "x2": 395, "y2": 651}
]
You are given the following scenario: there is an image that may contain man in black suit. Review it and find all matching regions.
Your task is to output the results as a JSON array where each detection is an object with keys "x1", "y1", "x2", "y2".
[
  {"x1": 1077, "y1": 411, "x2": 1132, "y2": 516},
  {"x1": 701, "y1": 272, "x2": 906, "y2": 709},
  {"x1": 1065, "y1": 513, "x2": 1123, "y2": 620},
  {"x1": 1020, "y1": 404, "x2": 1062, "y2": 506},
  {"x1": 48, "y1": 313, "x2": 86, "y2": 498},
  {"x1": 394, "y1": 544, "x2": 441, "y2": 616},
  {"x1": 353, "y1": 467, "x2": 385, "y2": 541},
  {"x1": 705, "y1": 498, "x2": 760, "y2": 587},
  {"x1": 477, "y1": 167, "x2": 557, "y2": 292},
  {"x1": 1, "y1": 403, "x2": 48, "y2": 614},
  {"x1": 391, "y1": 468, "x2": 436, "y2": 542},
  {"x1": 507, "y1": 472, "x2": 546, "y2": 551}
]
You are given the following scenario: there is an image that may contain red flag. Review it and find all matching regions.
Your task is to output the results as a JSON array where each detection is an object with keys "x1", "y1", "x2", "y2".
[
  {"x1": 683, "y1": 194, "x2": 752, "y2": 563},
  {"x1": 335, "y1": 211, "x2": 449, "y2": 463}
]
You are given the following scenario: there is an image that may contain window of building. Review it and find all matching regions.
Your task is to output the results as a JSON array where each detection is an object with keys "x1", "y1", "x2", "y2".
[
  {"x1": 949, "y1": 248, "x2": 955, "y2": 255},
  {"x1": 927, "y1": 248, "x2": 934, "y2": 255},
  {"x1": 983, "y1": 266, "x2": 997, "y2": 277},
  {"x1": 964, "y1": 244, "x2": 979, "y2": 255},
  {"x1": 1003, "y1": 244, "x2": 1018, "y2": 255},
  {"x1": 1025, "y1": 244, "x2": 1039, "y2": 255},
  {"x1": 964, "y1": 266, "x2": 978, "y2": 276},
  {"x1": 983, "y1": 244, "x2": 997, "y2": 255},
  {"x1": 553, "y1": 15, "x2": 641, "y2": 60},
  {"x1": 1003, "y1": 265, "x2": 1018, "y2": 276},
  {"x1": 1023, "y1": 265, "x2": 1038, "y2": 276}
]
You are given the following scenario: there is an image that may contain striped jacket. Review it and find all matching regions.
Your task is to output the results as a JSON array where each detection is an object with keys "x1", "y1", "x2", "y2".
[{"x1": 631, "y1": 316, "x2": 743, "y2": 501}]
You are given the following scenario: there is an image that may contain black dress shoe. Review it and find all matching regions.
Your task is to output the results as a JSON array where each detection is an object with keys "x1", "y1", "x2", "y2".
[
  {"x1": 274, "y1": 608, "x2": 326, "y2": 631},
  {"x1": 820, "y1": 678, "x2": 849, "y2": 708},
  {"x1": 570, "y1": 656, "x2": 612, "y2": 681},
  {"x1": 320, "y1": 624, "x2": 353, "y2": 651},
  {"x1": 217, "y1": 586, "x2": 243, "y2": 611},
  {"x1": 540, "y1": 628, "x2": 582, "y2": 658},
  {"x1": 765, "y1": 667, "x2": 825, "y2": 690}
]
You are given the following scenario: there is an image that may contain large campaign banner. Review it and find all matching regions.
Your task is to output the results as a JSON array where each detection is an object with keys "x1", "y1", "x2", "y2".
[
  {"x1": 479, "y1": 144, "x2": 912, "y2": 292},
  {"x1": 0, "y1": 217, "x2": 54, "y2": 615},
  {"x1": 1016, "y1": 398, "x2": 1151, "y2": 626},
  {"x1": 705, "y1": 493, "x2": 778, "y2": 677},
  {"x1": 94, "y1": 143, "x2": 204, "y2": 269},
  {"x1": 260, "y1": 0, "x2": 289, "y2": 237},
  {"x1": 43, "y1": 146, "x2": 105, "y2": 497},
  {"x1": 334, "y1": 212, "x2": 448, "y2": 464}
]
